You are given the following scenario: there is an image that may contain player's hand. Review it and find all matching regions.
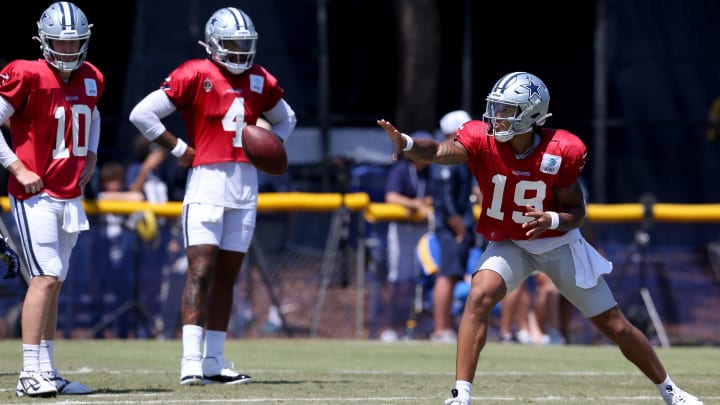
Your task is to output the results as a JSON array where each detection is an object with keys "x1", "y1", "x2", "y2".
[
  {"x1": 376, "y1": 119, "x2": 405, "y2": 160},
  {"x1": 0, "y1": 236, "x2": 20, "y2": 279},
  {"x1": 9, "y1": 161, "x2": 43, "y2": 195},
  {"x1": 522, "y1": 205, "x2": 550, "y2": 240},
  {"x1": 78, "y1": 152, "x2": 97, "y2": 189},
  {"x1": 178, "y1": 146, "x2": 196, "y2": 168}
]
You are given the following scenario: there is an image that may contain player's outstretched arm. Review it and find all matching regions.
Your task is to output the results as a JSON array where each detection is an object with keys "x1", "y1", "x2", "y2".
[
  {"x1": 376, "y1": 119, "x2": 406, "y2": 161},
  {"x1": 376, "y1": 119, "x2": 469, "y2": 165}
]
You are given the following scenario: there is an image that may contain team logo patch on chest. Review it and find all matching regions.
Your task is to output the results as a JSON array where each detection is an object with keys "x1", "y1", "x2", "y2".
[
  {"x1": 250, "y1": 74, "x2": 264, "y2": 93},
  {"x1": 203, "y1": 78, "x2": 213, "y2": 93},
  {"x1": 84, "y1": 79, "x2": 97, "y2": 96},
  {"x1": 540, "y1": 153, "x2": 562, "y2": 174}
]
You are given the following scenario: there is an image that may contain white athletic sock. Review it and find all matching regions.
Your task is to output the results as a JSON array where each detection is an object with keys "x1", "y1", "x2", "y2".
[
  {"x1": 656, "y1": 375, "x2": 674, "y2": 393},
  {"x1": 22, "y1": 344, "x2": 41, "y2": 372},
  {"x1": 39, "y1": 340, "x2": 55, "y2": 373},
  {"x1": 182, "y1": 325, "x2": 204, "y2": 361},
  {"x1": 204, "y1": 330, "x2": 226, "y2": 359},
  {"x1": 454, "y1": 380, "x2": 472, "y2": 400}
]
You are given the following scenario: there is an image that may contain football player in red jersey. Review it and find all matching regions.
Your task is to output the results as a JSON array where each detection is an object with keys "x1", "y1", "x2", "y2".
[
  {"x1": 129, "y1": 7, "x2": 296, "y2": 386},
  {"x1": 378, "y1": 72, "x2": 702, "y2": 405},
  {"x1": 0, "y1": 2, "x2": 101, "y2": 398}
]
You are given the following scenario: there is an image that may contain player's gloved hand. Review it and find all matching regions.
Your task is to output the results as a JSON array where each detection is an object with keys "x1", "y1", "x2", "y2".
[{"x1": 0, "y1": 237, "x2": 20, "y2": 279}]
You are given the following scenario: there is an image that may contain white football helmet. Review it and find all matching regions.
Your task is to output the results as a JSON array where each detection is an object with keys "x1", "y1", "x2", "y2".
[
  {"x1": 36, "y1": 2, "x2": 91, "y2": 72},
  {"x1": 200, "y1": 7, "x2": 258, "y2": 75},
  {"x1": 482, "y1": 72, "x2": 552, "y2": 142}
]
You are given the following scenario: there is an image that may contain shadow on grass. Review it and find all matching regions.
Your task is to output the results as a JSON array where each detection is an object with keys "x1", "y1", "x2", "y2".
[
  {"x1": 247, "y1": 380, "x2": 352, "y2": 385},
  {"x1": 94, "y1": 388, "x2": 173, "y2": 394}
]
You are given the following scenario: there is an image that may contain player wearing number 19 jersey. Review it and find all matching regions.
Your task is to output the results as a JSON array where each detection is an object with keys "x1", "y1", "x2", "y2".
[
  {"x1": 129, "y1": 6, "x2": 296, "y2": 387},
  {"x1": 378, "y1": 72, "x2": 702, "y2": 405},
  {"x1": 457, "y1": 121, "x2": 586, "y2": 242}
]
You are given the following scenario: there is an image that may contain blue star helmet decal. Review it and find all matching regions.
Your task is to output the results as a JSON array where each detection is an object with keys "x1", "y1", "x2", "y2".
[{"x1": 522, "y1": 79, "x2": 542, "y2": 101}]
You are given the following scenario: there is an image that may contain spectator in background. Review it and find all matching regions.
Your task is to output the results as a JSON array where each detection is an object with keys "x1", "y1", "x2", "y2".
[
  {"x1": 123, "y1": 134, "x2": 192, "y2": 340},
  {"x1": 380, "y1": 131, "x2": 434, "y2": 342},
  {"x1": 129, "y1": 6, "x2": 296, "y2": 385},
  {"x1": 429, "y1": 110, "x2": 477, "y2": 343},
  {"x1": 97, "y1": 162, "x2": 144, "y2": 203},
  {"x1": 0, "y1": 2, "x2": 100, "y2": 397},
  {"x1": 499, "y1": 273, "x2": 564, "y2": 345},
  {"x1": 126, "y1": 135, "x2": 169, "y2": 203},
  {"x1": 93, "y1": 162, "x2": 145, "y2": 338}
]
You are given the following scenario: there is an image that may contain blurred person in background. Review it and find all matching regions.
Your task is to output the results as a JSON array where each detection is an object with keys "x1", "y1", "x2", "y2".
[
  {"x1": 0, "y1": 2, "x2": 101, "y2": 397},
  {"x1": 93, "y1": 162, "x2": 144, "y2": 338},
  {"x1": 429, "y1": 110, "x2": 477, "y2": 343},
  {"x1": 129, "y1": 6, "x2": 296, "y2": 385},
  {"x1": 378, "y1": 71, "x2": 702, "y2": 405},
  {"x1": 380, "y1": 130, "x2": 434, "y2": 342},
  {"x1": 498, "y1": 273, "x2": 564, "y2": 345}
]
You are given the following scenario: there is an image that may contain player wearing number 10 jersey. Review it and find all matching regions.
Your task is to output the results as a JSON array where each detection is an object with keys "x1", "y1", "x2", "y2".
[
  {"x1": 129, "y1": 6, "x2": 296, "y2": 387},
  {"x1": 0, "y1": 59, "x2": 103, "y2": 200},
  {"x1": 378, "y1": 72, "x2": 702, "y2": 405},
  {"x1": 0, "y1": 2, "x2": 101, "y2": 398}
]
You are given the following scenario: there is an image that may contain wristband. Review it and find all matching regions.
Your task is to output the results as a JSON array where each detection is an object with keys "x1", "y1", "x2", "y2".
[
  {"x1": 170, "y1": 138, "x2": 188, "y2": 158},
  {"x1": 547, "y1": 211, "x2": 560, "y2": 230},
  {"x1": 400, "y1": 133, "x2": 414, "y2": 152}
]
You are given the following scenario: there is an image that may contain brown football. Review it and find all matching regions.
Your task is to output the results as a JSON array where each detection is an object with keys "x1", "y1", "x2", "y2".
[{"x1": 241, "y1": 124, "x2": 288, "y2": 175}]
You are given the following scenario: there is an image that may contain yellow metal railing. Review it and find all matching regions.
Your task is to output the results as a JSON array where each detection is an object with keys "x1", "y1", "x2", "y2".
[{"x1": 3, "y1": 195, "x2": 720, "y2": 223}]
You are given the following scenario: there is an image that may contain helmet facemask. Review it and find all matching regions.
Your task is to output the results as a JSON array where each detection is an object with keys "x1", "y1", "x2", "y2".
[
  {"x1": 36, "y1": 2, "x2": 91, "y2": 72},
  {"x1": 41, "y1": 36, "x2": 90, "y2": 72},
  {"x1": 209, "y1": 37, "x2": 257, "y2": 74}
]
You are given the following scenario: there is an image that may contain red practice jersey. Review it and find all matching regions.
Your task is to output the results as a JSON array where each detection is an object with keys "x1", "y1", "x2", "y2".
[
  {"x1": 160, "y1": 59, "x2": 284, "y2": 167},
  {"x1": 457, "y1": 120, "x2": 587, "y2": 242},
  {"x1": 0, "y1": 59, "x2": 105, "y2": 200}
]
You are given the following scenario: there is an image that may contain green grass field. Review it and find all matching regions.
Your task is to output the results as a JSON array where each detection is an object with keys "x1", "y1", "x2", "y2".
[{"x1": 0, "y1": 339, "x2": 717, "y2": 404}]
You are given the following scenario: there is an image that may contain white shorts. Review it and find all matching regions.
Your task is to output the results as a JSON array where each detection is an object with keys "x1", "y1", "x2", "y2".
[
  {"x1": 476, "y1": 239, "x2": 617, "y2": 318},
  {"x1": 9, "y1": 195, "x2": 80, "y2": 281},
  {"x1": 182, "y1": 203, "x2": 256, "y2": 252}
]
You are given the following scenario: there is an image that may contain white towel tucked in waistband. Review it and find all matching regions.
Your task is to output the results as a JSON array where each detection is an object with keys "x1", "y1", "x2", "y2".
[
  {"x1": 569, "y1": 238, "x2": 613, "y2": 289},
  {"x1": 193, "y1": 203, "x2": 225, "y2": 223},
  {"x1": 62, "y1": 198, "x2": 89, "y2": 233}
]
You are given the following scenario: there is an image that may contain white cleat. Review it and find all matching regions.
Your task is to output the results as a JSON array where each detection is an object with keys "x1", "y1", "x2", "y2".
[
  {"x1": 444, "y1": 389, "x2": 470, "y2": 405},
  {"x1": 661, "y1": 384, "x2": 703, "y2": 405},
  {"x1": 202, "y1": 355, "x2": 252, "y2": 385},
  {"x1": 180, "y1": 357, "x2": 205, "y2": 386},
  {"x1": 16, "y1": 371, "x2": 58, "y2": 398}
]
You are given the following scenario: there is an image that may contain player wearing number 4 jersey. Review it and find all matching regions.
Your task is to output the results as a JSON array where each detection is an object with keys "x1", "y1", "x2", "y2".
[
  {"x1": 0, "y1": 1, "x2": 100, "y2": 398},
  {"x1": 378, "y1": 72, "x2": 702, "y2": 405},
  {"x1": 129, "y1": 6, "x2": 296, "y2": 386}
]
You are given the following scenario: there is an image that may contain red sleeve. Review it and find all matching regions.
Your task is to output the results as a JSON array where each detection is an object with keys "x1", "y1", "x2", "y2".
[
  {"x1": 0, "y1": 60, "x2": 34, "y2": 111},
  {"x1": 551, "y1": 129, "x2": 587, "y2": 189},
  {"x1": 160, "y1": 59, "x2": 206, "y2": 108}
]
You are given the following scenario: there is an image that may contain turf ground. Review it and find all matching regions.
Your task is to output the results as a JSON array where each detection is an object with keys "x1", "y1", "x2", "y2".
[{"x1": 0, "y1": 339, "x2": 717, "y2": 404}]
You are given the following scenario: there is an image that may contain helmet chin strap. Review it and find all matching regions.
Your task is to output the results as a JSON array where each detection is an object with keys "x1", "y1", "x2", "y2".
[
  {"x1": 225, "y1": 66, "x2": 247, "y2": 75},
  {"x1": 535, "y1": 113, "x2": 553, "y2": 126}
]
